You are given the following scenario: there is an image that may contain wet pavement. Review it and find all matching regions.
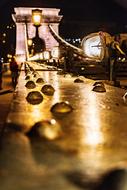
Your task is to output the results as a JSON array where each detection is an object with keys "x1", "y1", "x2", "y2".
[{"x1": 1, "y1": 63, "x2": 127, "y2": 189}]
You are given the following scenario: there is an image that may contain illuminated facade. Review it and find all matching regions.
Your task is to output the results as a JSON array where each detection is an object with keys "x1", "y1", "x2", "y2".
[{"x1": 12, "y1": 7, "x2": 63, "y2": 62}]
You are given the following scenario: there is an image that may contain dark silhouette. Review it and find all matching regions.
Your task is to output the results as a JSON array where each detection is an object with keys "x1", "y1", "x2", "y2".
[
  {"x1": 108, "y1": 34, "x2": 125, "y2": 83},
  {"x1": 10, "y1": 57, "x2": 19, "y2": 89},
  {"x1": 121, "y1": 39, "x2": 127, "y2": 56},
  {"x1": 64, "y1": 47, "x2": 74, "y2": 72}
]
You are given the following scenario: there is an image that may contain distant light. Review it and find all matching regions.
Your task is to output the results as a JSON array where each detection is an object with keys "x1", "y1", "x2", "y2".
[
  {"x1": 32, "y1": 9, "x2": 42, "y2": 26},
  {"x1": 43, "y1": 51, "x2": 50, "y2": 60},
  {"x1": 51, "y1": 46, "x2": 59, "y2": 58},
  {"x1": 81, "y1": 67, "x2": 85, "y2": 70},
  {"x1": 27, "y1": 39, "x2": 32, "y2": 46},
  {"x1": 3, "y1": 33, "x2": 6, "y2": 37},
  {"x1": 7, "y1": 54, "x2": 12, "y2": 58},
  {"x1": 1, "y1": 58, "x2": 4, "y2": 63}
]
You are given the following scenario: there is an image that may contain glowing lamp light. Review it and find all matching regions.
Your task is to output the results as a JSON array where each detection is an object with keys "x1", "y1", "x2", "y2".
[
  {"x1": 7, "y1": 54, "x2": 12, "y2": 58},
  {"x1": 28, "y1": 39, "x2": 32, "y2": 46},
  {"x1": 32, "y1": 9, "x2": 42, "y2": 26},
  {"x1": 51, "y1": 46, "x2": 59, "y2": 58}
]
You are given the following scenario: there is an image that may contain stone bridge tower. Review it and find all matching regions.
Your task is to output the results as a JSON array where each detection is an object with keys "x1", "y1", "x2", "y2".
[{"x1": 12, "y1": 7, "x2": 63, "y2": 62}]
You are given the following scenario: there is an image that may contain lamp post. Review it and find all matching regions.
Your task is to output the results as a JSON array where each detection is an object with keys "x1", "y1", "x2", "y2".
[
  {"x1": 32, "y1": 9, "x2": 46, "y2": 54},
  {"x1": 32, "y1": 9, "x2": 42, "y2": 37}
]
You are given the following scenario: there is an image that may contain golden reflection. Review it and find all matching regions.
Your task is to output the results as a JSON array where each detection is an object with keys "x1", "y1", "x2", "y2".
[
  {"x1": 30, "y1": 105, "x2": 42, "y2": 122},
  {"x1": 85, "y1": 92, "x2": 104, "y2": 146},
  {"x1": 77, "y1": 90, "x2": 105, "y2": 172},
  {"x1": 42, "y1": 71, "x2": 49, "y2": 83},
  {"x1": 51, "y1": 72, "x2": 60, "y2": 103},
  {"x1": 78, "y1": 148, "x2": 105, "y2": 174},
  {"x1": 41, "y1": 71, "x2": 60, "y2": 102},
  {"x1": 38, "y1": 119, "x2": 62, "y2": 140},
  {"x1": 80, "y1": 91, "x2": 104, "y2": 147}
]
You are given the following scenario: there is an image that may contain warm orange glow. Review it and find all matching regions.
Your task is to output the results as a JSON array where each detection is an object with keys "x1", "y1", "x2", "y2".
[
  {"x1": 32, "y1": 9, "x2": 42, "y2": 26},
  {"x1": 28, "y1": 39, "x2": 32, "y2": 46},
  {"x1": 83, "y1": 92, "x2": 104, "y2": 146},
  {"x1": 30, "y1": 105, "x2": 42, "y2": 122},
  {"x1": 13, "y1": 7, "x2": 62, "y2": 61}
]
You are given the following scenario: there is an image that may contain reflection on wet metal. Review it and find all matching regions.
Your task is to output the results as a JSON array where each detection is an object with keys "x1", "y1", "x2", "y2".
[
  {"x1": 92, "y1": 84, "x2": 106, "y2": 93},
  {"x1": 25, "y1": 80, "x2": 36, "y2": 89},
  {"x1": 83, "y1": 92, "x2": 104, "y2": 146},
  {"x1": 5, "y1": 64, "x2": 127, "y2": 190},
  {"x1": 65, "y1": 74, "x2": 72, "y2": 78},
  {"x1": 36, "y1": 77, "x2": 45, "y2": 84},
  {"x1": 26, "y1": 91, "x2": 43, "y2": 105},
  {"x1": 123, "y1": 92, "x2": 127, "y2": 104},
  {"x1": 74, "y1": 78, "x2": 84, "y2": 83},
  {"x1": 93, "y1": 81, "x2": 105, "y2": 87},
  {"x1": 41, "y1": 84, "x2": 55, "y2": 96},
  {"x1": 28, "y1": 119, "x2": 62, "y2": 140},
  {"x1": 50, "y1": 73, "x2": 60, "y2": 102},
  {"x1": 42, "y1": 71, "x2": 49, "y2": 83},
  {"x1": 30, "y1": 105, "x2": 43, "y2": 122},
  {"x1": 51, "y1": 101, "x2": 73, "y2": 115}
]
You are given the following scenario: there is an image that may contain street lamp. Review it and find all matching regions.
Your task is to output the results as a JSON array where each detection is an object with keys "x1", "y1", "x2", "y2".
[
  {"x1": 32, "y1": 9, "x2": 46, "y2": 54},
  {"x1": 32, "y1": 9, "x2": 42, "y2": 37}
]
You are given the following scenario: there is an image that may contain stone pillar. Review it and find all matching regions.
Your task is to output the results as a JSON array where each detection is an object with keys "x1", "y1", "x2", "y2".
[{"x1": 12, "y1": 7, "x2": 62, "y2": 62}]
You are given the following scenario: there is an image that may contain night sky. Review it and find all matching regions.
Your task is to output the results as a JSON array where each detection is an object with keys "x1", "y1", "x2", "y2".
[
  {"x1": 0, "y1": 0, "x2": 127, "y2": 36},
  {"x1": 0, "y1": 0, "x2": 127, "y2": 22}
]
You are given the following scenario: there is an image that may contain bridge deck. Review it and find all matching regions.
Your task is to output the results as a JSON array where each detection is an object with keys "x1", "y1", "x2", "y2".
[{"x1": 1, "y1": 63, "x2": 127, "y2": 190}]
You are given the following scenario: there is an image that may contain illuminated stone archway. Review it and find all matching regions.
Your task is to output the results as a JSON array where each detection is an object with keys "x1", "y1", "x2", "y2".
[{"x1": 12, "y1": 7, "x2": 63, "y2": 62}]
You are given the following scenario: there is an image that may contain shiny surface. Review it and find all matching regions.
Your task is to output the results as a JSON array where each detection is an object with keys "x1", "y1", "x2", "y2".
[
  {"x1": 3, "y1": 63, "x2": 127, "y2": 190},
  {"x1": 26, "y1": 91, "x2": 43, "y2": 105},
  {"x1": 28, "y1": 119, "x2": 62, "y2": 140}
]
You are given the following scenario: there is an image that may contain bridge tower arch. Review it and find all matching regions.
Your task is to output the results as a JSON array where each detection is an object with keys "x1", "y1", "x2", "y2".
[{"x1": 12, "y1": 7, "x2": 63, "y2": 62}]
